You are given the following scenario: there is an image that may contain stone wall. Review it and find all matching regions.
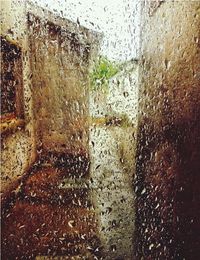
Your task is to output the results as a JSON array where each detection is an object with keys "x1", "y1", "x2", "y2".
[
  {"x1": 28, "y1": 5, "x2": 98, "y2": 155},
  {"x1": 1, "y1": 0, "x2": 36, "y2": 192},
  {"x1": 1, "y1": 0, "x2": 99, "y2": 193},
  {"x1": 89, "y1": 61, "x2": 139, "y2": 259},
  {"x1": 135, "y1": 1, "x2": 200, "y2": 259}
]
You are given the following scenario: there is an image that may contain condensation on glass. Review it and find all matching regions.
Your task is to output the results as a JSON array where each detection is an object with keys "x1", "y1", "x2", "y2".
[{"x1": 1, "y1": 1, "x2": 200, "y2": 259}]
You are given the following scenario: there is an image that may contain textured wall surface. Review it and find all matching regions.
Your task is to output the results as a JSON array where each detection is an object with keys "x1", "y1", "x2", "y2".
[
  {"x1": 28, "y1": 8, "x2": 97, "y2": 155},
  {"x1": 1, "y1": 0, "x2": 36, "y2": 192},
  {"x1": 1, "y1": 1, "x2": 98, "y2": 193},
  {"x1": 89, "y1": 62, "x2": 139, "y2": 259},
  {"x1": 135, "y1": 1, "x2": 200, "y2": 259}
]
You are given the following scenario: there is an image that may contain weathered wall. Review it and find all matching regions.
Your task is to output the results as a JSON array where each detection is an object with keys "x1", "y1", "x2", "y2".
[
  {"x1": 135, "y1": 1, "x2": 200, "y2": 259},
  {"x1": 89, "y1": 62, "x2": 139, "y2": 259},
  {"x1": 1, "y1": 0, "x2": 98, "y2": 193},
  {"x1": 28, "y1": 6, "x2": 98, "y2": 155},
  {"x1": 1, "y1": 0, "x2": 36, "y2": 192},
  {"x1": 107, "y1": 61, "x2": 139, "y2": 124},
  {"x1": 89, "y1": 61, "x2": 139, "y2": 122}
]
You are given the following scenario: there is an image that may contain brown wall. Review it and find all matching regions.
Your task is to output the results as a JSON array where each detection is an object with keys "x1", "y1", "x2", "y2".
[
  {"x1": 1, "y1": 0, "x2": 36, "y2": 192},
  {"x1": 27, "y1": 6, "x2": 99, "y2": 156},
  {"x1": 1, "y1": 1, "x2": 99, "y2": 193},
  {"x1": 135, "y1": 1, "x2": 200, "y2": 259}
]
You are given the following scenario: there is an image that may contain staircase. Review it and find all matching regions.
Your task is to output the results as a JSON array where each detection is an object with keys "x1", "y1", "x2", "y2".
[{"x1": 1, "y1": 152, "x2": 101, "y2": 259}]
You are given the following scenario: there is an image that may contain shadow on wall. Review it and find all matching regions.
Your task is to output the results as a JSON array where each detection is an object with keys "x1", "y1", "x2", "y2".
[
  {"x1": 135, "y1": 112, "x2": 200, "y2": 259},
  {"x1": 135, "y1": 44, "x2": 200, "y2": 259},
  {"x1": 134, "y1": 1, "x2": 200, "y2": 259}
]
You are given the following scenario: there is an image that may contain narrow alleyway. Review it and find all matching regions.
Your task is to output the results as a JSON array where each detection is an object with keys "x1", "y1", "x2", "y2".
[
  {"x1": 1, "y1": 153, "x2": 101, "y2": 259},
  {"x1": 1, "y1": 1, "x2": 200, "y2": 259}
]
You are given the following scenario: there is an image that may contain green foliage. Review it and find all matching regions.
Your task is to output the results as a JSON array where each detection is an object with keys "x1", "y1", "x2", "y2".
[{"x1": 90, "y1": 56, "x2": 119, "y2": 91}]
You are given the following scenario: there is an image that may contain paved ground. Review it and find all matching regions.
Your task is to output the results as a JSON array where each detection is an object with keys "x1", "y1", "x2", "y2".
[
  {"x1": 1, "y1": 154, "x2": 101, "y2": 260},
  {"x1": 89, "y1": 126, "x2": 136, "y2": 260}
]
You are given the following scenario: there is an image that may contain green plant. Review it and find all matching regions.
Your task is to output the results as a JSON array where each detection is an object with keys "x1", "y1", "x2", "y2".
[{"x1": 90, "y1": 56, "x2": 119, "y2": 91}]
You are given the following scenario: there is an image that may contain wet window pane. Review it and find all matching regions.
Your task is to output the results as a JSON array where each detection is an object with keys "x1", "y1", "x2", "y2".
[{"x1": 1, "y1": 1, "x2": 200, "y2": 259}]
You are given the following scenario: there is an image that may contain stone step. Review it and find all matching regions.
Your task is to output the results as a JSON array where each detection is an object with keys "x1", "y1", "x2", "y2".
[{"x1": 20, "y1": 167, "x2": 91, "y2": 206}]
